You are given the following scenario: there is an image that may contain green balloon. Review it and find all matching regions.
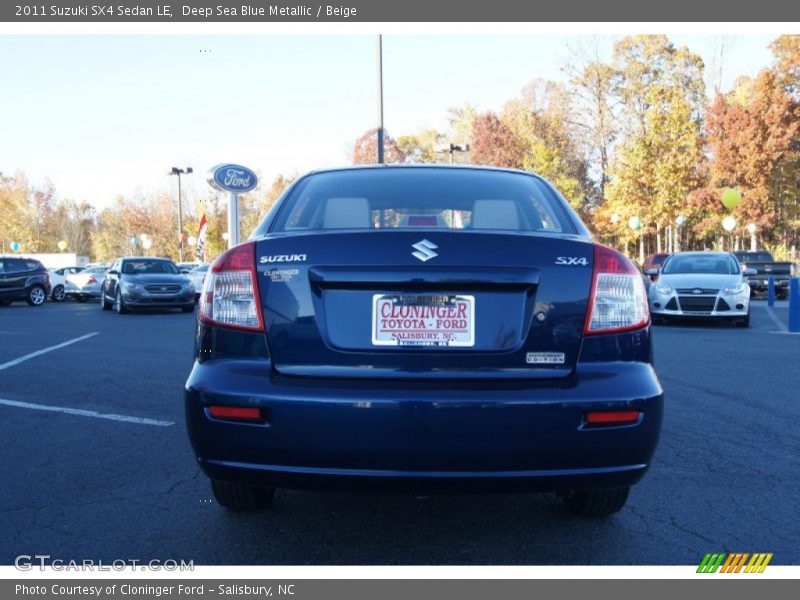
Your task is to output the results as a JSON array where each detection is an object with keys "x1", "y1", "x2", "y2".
[
  {"x1": 628, "y1": 216, "x2": 641, "y2": 231},
  {"x1": 721, "y1": 188, "x2": 741, "y2": 211}
]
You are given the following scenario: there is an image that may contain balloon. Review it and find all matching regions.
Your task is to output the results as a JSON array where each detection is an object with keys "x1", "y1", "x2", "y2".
[
  {"x1": 142, "y1": 238, "x2": 153, "y2": 250},
  {"x1": 746, "y1": 223, "x2": 757, "y2": 235},
  {"x1": 57, "y1": 240, "x2": 67, "y2": 251},
  {"x1": 721, "y1": 188, "x2": 741, "y2": 211},
  {"x1": 179, "y1": 232, "x2": 188, "y2": 243},
  {"x1": 187, "y1": 236, "x2": 197, "y2": 247},
  {"x1": 722, "y1": 216, "x2": 737, "y2": 232},
  {"x1": 130, "y1": 237, "x2": 139, "y2": 246},
  {"x1": 628, "y1": 216, "x2": 641, "y2": 231},
  {"x1": 676, "y1": 215, "x2": 686, "y2": 226},
  {"x1": 10, "y1": 241, "x2": 20, "y2": 252}
]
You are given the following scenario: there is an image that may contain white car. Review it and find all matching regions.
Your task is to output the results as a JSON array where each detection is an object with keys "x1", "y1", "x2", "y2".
[
  {"x1": 48, "y1": 266, "x2": 85, "y2": 302},
  {"x1": 65, "y1": 265, "x2": 107, "y2": 302},
  {"x1": 187, "y1": 264, "x2": 209, "y2": 301},
  {"x1": 648, "y1": 252, "x2": 754, "y2": 327}
]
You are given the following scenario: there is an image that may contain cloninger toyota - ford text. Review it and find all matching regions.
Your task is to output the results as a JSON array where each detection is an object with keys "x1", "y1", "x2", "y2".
[{"x1": 185, "y1": 165, "x2": 663, "y2": 518}]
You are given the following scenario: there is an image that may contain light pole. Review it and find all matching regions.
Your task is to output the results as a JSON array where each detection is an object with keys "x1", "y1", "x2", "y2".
[
  {"x1": 169, "y1": 167, "x2": 193, "y2": 262},
  {"x1": 376, "y1": 34, "x2": 384, "y2": 164}
]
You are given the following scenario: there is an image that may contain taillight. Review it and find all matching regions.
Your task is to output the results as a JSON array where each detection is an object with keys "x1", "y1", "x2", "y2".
[
  {"x1": 584, "y1": 244, "x2": 649, "y2": 335},
  {"x1": 198, "y1": 242, "x2": 264, "y2": 332},
  {"x1": 585, "y1": 410, "x2": 641, "y2": 425},
  {"x1": 87, "y1": 276, "x2": 97, "y2": 284}
]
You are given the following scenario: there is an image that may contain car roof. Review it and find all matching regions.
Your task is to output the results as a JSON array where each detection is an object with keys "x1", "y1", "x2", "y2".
[{"x1": 302, "y1": 163, "x2": 539, "y2": 178}]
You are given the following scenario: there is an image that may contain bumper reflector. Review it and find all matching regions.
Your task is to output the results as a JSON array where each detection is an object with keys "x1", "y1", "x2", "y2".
[
  {"x1": 585, "y1": 410, "x2": 640, "y2": 425},
  {"x1": 208, "y1": 406, "x2": 263, "y2": 422}
]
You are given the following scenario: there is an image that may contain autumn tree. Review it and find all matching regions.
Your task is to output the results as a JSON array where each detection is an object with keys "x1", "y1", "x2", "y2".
[
  {"x1": 470, "y1": 112, "x2": 524, "y2": 169},
  {"x1": 396, "y1": 129, "x2": 445, "y2": 163},
  {"x1": 704, "y1": 70, "x2": 800, "y2": 247},
  {"x1": 352, "y1": 128, "x2": 405, "y2": 164},
  {"x1": 603, "y1": 35, "x2": 705, "y2": 253},
  {"x1": 501, "y1": 80, "x2": 589, "y2": 211}
]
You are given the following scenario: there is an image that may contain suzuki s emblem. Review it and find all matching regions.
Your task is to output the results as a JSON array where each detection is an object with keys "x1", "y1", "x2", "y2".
[
  {"x1": 411, "y1": 239, "x2": 438, "y2": 262},
  {"x1": 693, "y1": 288, "x2": 703, "y2": 294}
]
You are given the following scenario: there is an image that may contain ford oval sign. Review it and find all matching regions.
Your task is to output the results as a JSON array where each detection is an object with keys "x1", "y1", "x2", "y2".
[{"x1": 207, "y1": 163, "x2": 258, "y2": 194}]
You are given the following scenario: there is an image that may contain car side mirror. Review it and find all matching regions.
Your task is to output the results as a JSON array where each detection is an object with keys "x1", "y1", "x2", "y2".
[
  {"x1": 645, "y1": 268, "x2": 659, "y2": 276},
  {"x1": 743, "y1": 268, "x2": 757, "y2": 276},
  {"x1": 180, "y1": 268, "x2": 190, "y2": 274},
  {"x1": 108, "y1": 269, "x2": 120, "y2": 276}
]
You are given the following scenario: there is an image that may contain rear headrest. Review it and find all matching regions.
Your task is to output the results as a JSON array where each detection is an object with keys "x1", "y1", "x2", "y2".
[
  {"x1": 471, "y1": 199, "x2": 520, "y2": 230},
  {"x1": 323, "y1": 197, "x2": 370, "y2": 229}
]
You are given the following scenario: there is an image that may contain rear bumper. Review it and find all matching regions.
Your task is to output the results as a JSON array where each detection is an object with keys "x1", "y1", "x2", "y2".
[{"x1": 185, "y1": 360, "x2": 663, "y2": 493}]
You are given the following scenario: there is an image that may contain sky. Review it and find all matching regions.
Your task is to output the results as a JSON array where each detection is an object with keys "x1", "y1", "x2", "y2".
[{"x1": 0, "y1": 34, "x2": 777, "y2": 210}]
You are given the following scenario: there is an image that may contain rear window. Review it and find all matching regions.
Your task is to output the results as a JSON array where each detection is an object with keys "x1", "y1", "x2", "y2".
[
  {"x1": 735, "y1": 252, "x2": 772, "y2": 263},
  {"x1": 270, "y1": 169, "x2": 574, "y2": 234}
]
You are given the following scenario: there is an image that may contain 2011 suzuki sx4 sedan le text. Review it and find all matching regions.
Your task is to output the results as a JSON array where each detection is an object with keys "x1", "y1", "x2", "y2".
[{"x1": 185, "y1": 165, "x2": 663, "y2": 517}]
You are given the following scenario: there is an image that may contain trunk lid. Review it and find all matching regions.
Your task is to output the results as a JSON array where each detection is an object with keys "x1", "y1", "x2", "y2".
[{"x1": 256, "y1": 230, "x2": 594, "y2": 379}]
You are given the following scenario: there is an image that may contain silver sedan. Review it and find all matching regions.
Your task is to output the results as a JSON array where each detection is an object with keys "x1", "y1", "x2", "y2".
[{"x1": 648, "y1": 252, "x2": 753, "y2": 327}]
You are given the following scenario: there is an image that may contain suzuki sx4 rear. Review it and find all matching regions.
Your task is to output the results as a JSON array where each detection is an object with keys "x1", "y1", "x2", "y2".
[{"x1": 185, "y1": 166, "x2": 663, "y2": 517}]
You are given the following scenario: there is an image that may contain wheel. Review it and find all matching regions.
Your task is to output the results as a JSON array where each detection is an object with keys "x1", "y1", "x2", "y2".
[
  {"x1": 210, "y1": 480, "x2": 275, "y2": 512},
  {"x1": 114, "y1": 288, "x2": 128, "y2": 314},
  {"x1": 736, "y1": 311, "x2": 750, "y2": 328},
  {"x1": 0, "y1": 299, "x2": 11, "y2": 306},
  {"x1": 181, "y1": 305, "x2": 195, "y2": 313},
  {"x1": 100, "y1": 287, "x2": 112, "y2": 311},
  {"x1": 26, "y1": 285, "x2": 46, "y2": 306},
  {"x1": 76, "y1": 295, "x2": 88, "y2": 303},
  {"x1": 52, "y1": 285, "x2": 66, "y2": 302},
  {"x1": 564, "y1": 487, "x2": 630, "y2": 517}
]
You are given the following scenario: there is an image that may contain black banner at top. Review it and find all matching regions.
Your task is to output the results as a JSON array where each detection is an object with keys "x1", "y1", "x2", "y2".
[{"x1": 3, "y1": 0, "x2": 800, "y2": 22}]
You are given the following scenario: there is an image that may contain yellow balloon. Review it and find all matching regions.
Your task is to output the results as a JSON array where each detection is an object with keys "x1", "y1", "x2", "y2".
[
  {"x1": 721, "y1": 188, "x2": 741, "y2": 211},
  {"x1": 57, "y1": 240, "x2": 67, "y2": 251}
]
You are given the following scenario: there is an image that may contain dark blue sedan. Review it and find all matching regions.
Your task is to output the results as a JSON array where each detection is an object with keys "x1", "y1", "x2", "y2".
[{"x1": 185, "y1": 165, "x2": 663, "y2": 517}]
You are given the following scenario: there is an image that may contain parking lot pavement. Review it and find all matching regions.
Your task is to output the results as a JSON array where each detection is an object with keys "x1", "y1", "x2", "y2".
[{"x1": 0, "y1": 299, "x2": 798, "y2": 565}]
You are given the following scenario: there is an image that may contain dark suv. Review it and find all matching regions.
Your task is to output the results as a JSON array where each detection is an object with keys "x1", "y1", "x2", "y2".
[{"x1": 0, "y1": 257, "x2": 51, "y2": 306}]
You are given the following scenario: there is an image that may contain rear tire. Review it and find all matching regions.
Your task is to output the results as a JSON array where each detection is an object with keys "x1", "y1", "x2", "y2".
[
  {"x1": 26, "y1": 285, "x2": 46, "y2": 306},
  {"x1": 52, "y1": 285, "x2": 66, "y2": 302},
  {"x1": 0, "y1": 299, "x2": 11, "y2": 306},
  {"x1": 211, "y1": 480, "x2": 276, "y2": 512},
  {"x1": 564, "y1": 487, "x2": 630, "y2": 517}
]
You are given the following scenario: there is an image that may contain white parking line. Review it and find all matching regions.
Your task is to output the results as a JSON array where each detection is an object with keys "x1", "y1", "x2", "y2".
[
  {"x1": 0, "y1": 332, "x2": 99, "y2": 371},
  {"x1": 757, "y1": 304, "x2": 788, "y2": 333},
  {"x1": 0, "y1": 398, "x2": 175, "y2": 427}
]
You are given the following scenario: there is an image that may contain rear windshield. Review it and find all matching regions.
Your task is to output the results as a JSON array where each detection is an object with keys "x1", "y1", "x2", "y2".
[
  {"x1": 734, "y1": 252, "x2": 772, "y2": 263},
  {"x1": 662, "y1": 254, "x2": 740, "y2": 275},
  {"x1": 270, "y1": 169, "x2": 574, "y2": 234},
  {"x1": 122, "y1": 260, "x2": 179, "y2": 275}
]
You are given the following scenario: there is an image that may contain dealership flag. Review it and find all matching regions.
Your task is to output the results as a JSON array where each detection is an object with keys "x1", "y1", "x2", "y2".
[{"x1": 195, "y1": 214, "x2": 208, "y2": 261}]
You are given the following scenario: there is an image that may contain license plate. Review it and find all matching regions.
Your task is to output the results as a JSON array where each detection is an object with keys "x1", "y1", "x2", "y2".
[{"x1": 371, "y1": 294, "x2": 475, "y2": 347}]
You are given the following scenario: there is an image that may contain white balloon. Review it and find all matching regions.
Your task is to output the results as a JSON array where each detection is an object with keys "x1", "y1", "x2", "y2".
[
  {"x1": 142, "y1": 238, "x2": 153, "y2": 250},
  {"x1": 722, "y1": 216, "x2": 737, "y2": 232}
]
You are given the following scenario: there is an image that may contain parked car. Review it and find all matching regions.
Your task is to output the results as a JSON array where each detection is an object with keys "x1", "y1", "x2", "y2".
[
  {"x1": 65, "y1": 265, "x2": 107, "y2": 302},
  {"x1": 732, "y1": 251, "x2": 795, "y2": 300},
  {"x1": 648, "y1": 251, "x2": 753, "y2": 327},
  {"x1": 186, "y1": 165, "x2": 663, "y2": 517},
  {"x1": 100, "y1": 257, "x2": 195, "y2": 314},
  {"x1": 642, "y1": 253, "x2": 670, "y2": 281},
  {"x1": 0, "y1": 257, "x2": 51, "y2": 306},
  {"x1": 177, "y1": 261, "x2": 203, "y2": 273},
  {"x1": 48, "y1": 266, "x2": 84, "y2": 302},
  {"x1": 187, "y1": 264, "x2": 210, "y2": 301}
]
